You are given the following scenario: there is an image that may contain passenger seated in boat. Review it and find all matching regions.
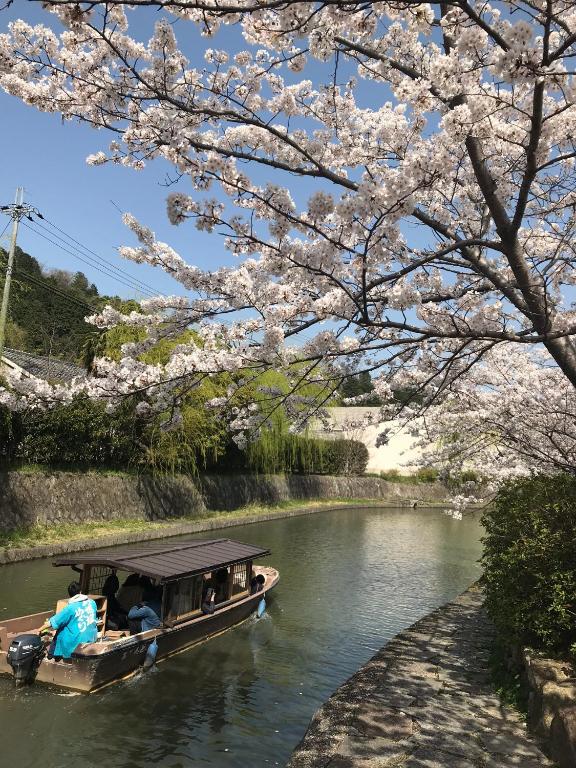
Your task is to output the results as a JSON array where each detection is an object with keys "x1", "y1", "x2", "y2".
[
  {"x1": 201, "y1": 586, "x2": 216, "y2": 615},
  {"x1": 214, "y1": 568, "x2": 229, "y2": 602},
  {"x1": 102, "y1": 574, "x2": 128, "y2": 631},
  {"x1": 127, "y1": 589, "x2": 162, "y2": 633},
  {"x1": 201, "y1": 568, "x2": 229, "y2": 614},
  {"x1": 39, "y1": 582, "x2": 98, "y2": 660},
  {"x1": 250, "y1": 573, "x2": 266, "y2": 594},
  {"x1": 117, "y1": 573, "x2": 143, "y2": 612}
]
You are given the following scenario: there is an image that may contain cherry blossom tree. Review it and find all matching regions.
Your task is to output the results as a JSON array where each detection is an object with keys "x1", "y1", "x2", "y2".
[
  {"x1": 407, "y1": 343, "x2": 576, "y2": 480},
  {"x1": 2, "y1": 1, "x2": 576, "y2": 440}
]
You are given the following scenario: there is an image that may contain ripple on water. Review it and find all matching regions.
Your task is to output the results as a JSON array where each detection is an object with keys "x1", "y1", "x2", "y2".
[{"x1": 0, "y1": 506, "x2": 482, "y2": 768}]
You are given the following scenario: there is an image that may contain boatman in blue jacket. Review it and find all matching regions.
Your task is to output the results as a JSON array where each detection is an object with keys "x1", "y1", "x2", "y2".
[
  {"x1": 39, "y1": 581, "x2": 98, "y2": 659},
  {"x1": 127, "y1": 588, "x2": 162, "y2": 632}
]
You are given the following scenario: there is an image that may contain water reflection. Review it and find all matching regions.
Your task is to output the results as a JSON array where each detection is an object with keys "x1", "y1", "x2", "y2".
[{"x1": 0, "y1": 507, "x2": 482, "y2": 768}]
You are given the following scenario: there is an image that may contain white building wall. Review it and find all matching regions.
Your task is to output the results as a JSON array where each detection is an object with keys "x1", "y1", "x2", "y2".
[{"x1": 310, "y1": 406, "x2": 425, "y2": 474}]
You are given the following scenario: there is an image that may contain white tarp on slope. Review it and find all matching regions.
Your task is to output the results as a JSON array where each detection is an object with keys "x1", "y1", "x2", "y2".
[{"x1": 310, "y1": 407, "x2": 425, "y2": 474}]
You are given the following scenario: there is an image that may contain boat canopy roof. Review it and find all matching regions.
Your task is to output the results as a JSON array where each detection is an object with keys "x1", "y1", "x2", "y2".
[{"x1": 53, "y1": 538, "x2": 270, "y2": 583}]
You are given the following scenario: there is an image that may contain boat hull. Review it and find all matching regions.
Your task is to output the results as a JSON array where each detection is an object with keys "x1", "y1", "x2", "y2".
[{"x1": 0, "y1": 566, "x2": 278, "y2": 692}]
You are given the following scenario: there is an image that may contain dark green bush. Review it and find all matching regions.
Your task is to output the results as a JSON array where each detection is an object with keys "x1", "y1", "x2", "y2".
[
  {"x1": 443, "y1": 469, "x2": 480, "y2": 491},
  {"x1": 17, "y1": 397, "x2": 143, "y2": 469},
  {"x1": 482, "y1": 475, "x2": 576, "y2": 652},
  {"x1": 415, "y1": 467, "x2": 439, "y2": 483},
  {"x1": 0, "y1": 405, "x2": 22, "y2": 466},
  {"x1": 321, "y1": 439, "x2": 369, "y2": 475},
  {"x1": 1, "y1": 393, "x2": 369, "y2": 477}
]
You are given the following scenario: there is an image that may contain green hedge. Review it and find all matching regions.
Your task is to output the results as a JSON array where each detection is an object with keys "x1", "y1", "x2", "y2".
[
  {"x1": 482, "y1": 475, "x2": 576, "y2": 652},
  {"x1": 17, "y1": 398, "x2": 141, "y2": 468},
  {"x1": 1, "y1": 399, "x2": 369, "y2": 477},
  {"x1": 319, "y1": 439, "x2": 369, "y2": 475}
]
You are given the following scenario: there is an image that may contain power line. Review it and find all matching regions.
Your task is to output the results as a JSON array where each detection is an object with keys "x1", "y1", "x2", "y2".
[
  {"x1": 13, "y1": 267, "x2": 95, "y2": 313},
  {"x1": 0, "y1": 220, "x2": 10, "y2": 242},
  {"x1": 15, "y1": 268, "x2": 94, "y2": 312},
  {"x1": 2, "y1": 192, "x2": 109, "y2": 354},
  {"x1": 38, "y1": 216, "x2": 166, "y2": 298},
  {"x1": 21, "y1": 220, "x2": 158, "y2": 298},
  {"x1": 22, "y1": 220, "x2": 157, "y2": 298},
  {"x1": 41, "y1": 215, "x2": 164, "y2": 297}
]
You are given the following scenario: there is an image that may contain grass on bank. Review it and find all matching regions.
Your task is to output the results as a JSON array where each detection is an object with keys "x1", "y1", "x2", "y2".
[
  {"x1": 8, "y1": 464, "x2": 443, "y2": 484},
  {"x1": 0, "y1": 498, "x2": 384, "y2": 551},
  {"x1": 3, "y1": 464, "x2": 140, "y2": 476}
]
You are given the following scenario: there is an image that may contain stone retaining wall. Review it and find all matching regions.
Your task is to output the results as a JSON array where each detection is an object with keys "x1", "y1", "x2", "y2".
[
  {"x1": 524, "y1": 651, "x2": 576, "y2": 767},
  {"x1": 199, "y1": 473, "x2": 447, "y2": 511},
  {"x1": 0, "y1": 472, "x2": 206, "y2": 531},
  {"x1": 0, "y1": 471, "x2": 447, "y2": 533}
]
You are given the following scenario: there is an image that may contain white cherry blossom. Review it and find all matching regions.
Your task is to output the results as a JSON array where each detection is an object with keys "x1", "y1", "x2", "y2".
[{"x1": 1, "y1": 1, "x2": 576, "y2": 456}]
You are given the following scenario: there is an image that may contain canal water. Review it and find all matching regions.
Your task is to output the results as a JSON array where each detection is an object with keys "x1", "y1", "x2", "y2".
[{"x1": 0, "y1": 507, "x2": 482, "y2": 768}]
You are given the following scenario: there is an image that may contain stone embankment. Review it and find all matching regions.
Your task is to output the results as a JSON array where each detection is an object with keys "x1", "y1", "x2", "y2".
[
  {"x1": 0, "y1": 472, "x2": 205, "y2": 531},
  {"x1": 0, "y1": 471, "x2": 450, "y2": 564},
  {"x1": 0, "y1": 471, "x2": 447, "y2": 532},
  {"x1": 199, "y1": 474, "x2": 447, "y2": 511},
  {"x1": 287, "y1": 587, "x2": 552, "y2": 768},
  {"x1": 524, "y1": 650, "x2": 576, "y2": 767}
]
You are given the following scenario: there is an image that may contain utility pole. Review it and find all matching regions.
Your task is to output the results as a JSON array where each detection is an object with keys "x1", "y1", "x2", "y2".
[{"x1": 0, "y1": 189, "x2": 43, "y2": 361}]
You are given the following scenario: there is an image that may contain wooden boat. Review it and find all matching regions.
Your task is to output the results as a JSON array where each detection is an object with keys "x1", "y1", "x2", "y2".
[{"x1": 0, "y1": 538, "x2": 278, "y2": 692}]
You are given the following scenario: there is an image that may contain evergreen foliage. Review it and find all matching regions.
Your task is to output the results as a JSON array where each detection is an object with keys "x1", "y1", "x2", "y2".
[
  {"x1": 0, "y1": 394, "x2": 227, "y2": 474},
  {"x1": 0, "y1": 245, "x2": 113, "y2": 361},
  {"x1": 16, "y1": 397, "x2": 143, "y2": 468},
  {"x1": 0, "y1": 398, "x2": 369, "y2": 476},
  {"x1": 0, "y1": 400, "x2": 22, "y2": 465},
  {"x1": 339, "y1": 371, "x2": 382, "y2": 405},
  {"x1": 482, "y1": 475, "x2": 576, "y2": 652}
]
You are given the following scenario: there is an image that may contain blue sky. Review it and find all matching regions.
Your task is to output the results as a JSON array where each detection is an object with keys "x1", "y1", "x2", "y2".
[
  {"x1": 1, "y1": 2, "x2": 248, "y2": 299},
  {"x1": 2, "y1": 92, "x2": 198, "y2": 299}
]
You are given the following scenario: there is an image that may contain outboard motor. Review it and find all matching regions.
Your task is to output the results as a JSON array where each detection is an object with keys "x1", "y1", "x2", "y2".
[{"x1": 7, "y1": 634, "x2": 45, "y2": 686}]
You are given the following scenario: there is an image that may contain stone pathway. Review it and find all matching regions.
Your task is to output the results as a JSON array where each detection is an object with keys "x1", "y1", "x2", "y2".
[{"x1": 286, "y1": 587, "x2": 554, "y2": 767}]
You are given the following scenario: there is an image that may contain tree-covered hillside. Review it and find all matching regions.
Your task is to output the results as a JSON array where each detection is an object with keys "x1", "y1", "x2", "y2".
[{"x1": 0, "y1": 246, "x2": 114, "y2": 362}]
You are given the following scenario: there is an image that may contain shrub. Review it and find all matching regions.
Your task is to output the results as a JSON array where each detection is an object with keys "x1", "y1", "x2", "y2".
[
  {"x1": 17, "y1": 397, "x2": 142, "y2": 469},
  {"x1": 415, "y1": 467, "x2": 439, "y2": 483},
  {"x1": 443, "y1": 469, "x2": 481, "y2": 491},
  {"x1": 321, "y1": 439, "x2": 369, "y2": 476},
  {"x1": 0, "y1": 404, "x2": 23, "y2": 467},
  {"x1": 482, "y1": 475, "x2": 576, "y2": 652}
]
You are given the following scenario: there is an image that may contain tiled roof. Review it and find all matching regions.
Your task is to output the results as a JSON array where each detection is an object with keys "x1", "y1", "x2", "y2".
[
  {"x1": 53, "y1": 538, "x2": 271, "y2": 582},
  {"x1": 2, "y1": 347, "x2": 84, "y2": 383}
]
